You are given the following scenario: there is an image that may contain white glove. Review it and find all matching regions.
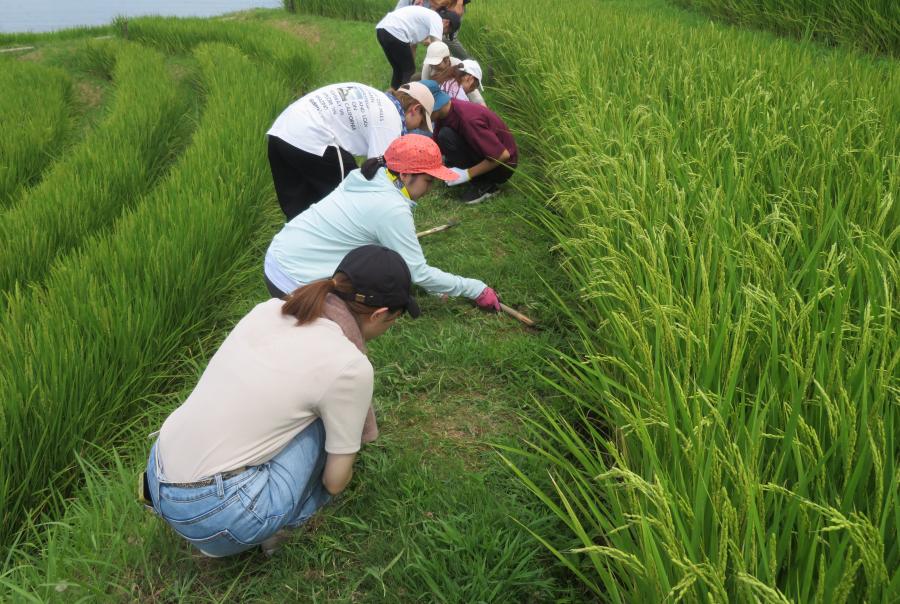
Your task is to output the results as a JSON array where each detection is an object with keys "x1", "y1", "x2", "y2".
[{"x1": 447, "y1": 167, "x2": 471, "y2": 186}]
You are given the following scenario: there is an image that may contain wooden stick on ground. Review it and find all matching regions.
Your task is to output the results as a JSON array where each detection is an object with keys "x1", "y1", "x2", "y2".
[
  {"x1": 0, "y1": 46, "x2": 35, "y2": 53},
  {"x1": 416, "y1": 219, "x2": 460, "y2": 239},
  {"x1": 414, "y1": 221, "x2": 536, "y2": 326},
  {"x1": 499, "y1": 303, "x2": 537, "y2": 327}
]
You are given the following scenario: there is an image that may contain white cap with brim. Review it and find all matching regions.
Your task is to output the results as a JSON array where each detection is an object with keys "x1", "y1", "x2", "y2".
[
  {"x1": 397, "y1": 81, "x2": 436, "y2": 132},
  {"x1": 423, "y1": 41, "x2": 450, "y2": 66},
  {"x1": 460, "y1": 59, "x2": 484, "y2": 91}
]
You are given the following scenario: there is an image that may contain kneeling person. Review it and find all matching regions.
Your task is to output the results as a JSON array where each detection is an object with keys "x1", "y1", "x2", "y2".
[
  {"x1": 145, "y1": 246, "x2": 419, "y2": 558},
  {"x1": 264, "y1": 134, "x2": 501, "y2": 311},
  {"x1": 423, "y1": 80, "x2": 517, "y2": 204}
]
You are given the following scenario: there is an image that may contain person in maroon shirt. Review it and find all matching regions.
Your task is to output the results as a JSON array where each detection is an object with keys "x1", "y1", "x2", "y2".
[{"x1": 422, "y1": 80, "x2": 517, "y2": 204}]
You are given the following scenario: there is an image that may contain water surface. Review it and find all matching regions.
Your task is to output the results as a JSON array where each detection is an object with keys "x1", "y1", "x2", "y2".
[{"x1": 0, "y1": 0, "x2": 282, "y2": 34}]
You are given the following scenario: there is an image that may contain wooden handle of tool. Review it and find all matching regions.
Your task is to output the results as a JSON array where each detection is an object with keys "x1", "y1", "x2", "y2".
[
  {"x1": 499, "y1": 303, "x2": 536, "y2": 327},
  {"x1": 416, "y1": 221, "x2": 459, "y2": 239}
]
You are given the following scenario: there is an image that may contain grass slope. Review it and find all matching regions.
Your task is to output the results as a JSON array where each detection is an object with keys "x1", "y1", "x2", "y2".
[{"x1": 0, "y1": 10, "x2": 578, "y2": 603}]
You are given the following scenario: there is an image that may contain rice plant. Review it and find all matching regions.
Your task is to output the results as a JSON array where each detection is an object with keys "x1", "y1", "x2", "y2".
[
  {"x1": 0, "y1": 41, "x2": 304, "y2": 548},
  {"x1": 456, "y1": 0, "x2": 898, "y2": 601},
  {"x1": 291, "y1": 0, "x2": 393, "y2": 22},
  {"x1": 671, "y1": 0, "x2": 900, "y2": 56},
  {"x1": 0, "y1": 41, "x2": 195, "y2": 297},
  {"x1": 0, "y1": 62, "x2": 73, "y2": 207},
  {"x1": 122, "y1": 15, "x2": 317, "y2": 91}
]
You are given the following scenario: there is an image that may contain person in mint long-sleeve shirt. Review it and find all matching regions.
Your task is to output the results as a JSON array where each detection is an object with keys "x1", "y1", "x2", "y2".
[{"x1": 264, "y1": 134, "x2": 501, "y2": 311}]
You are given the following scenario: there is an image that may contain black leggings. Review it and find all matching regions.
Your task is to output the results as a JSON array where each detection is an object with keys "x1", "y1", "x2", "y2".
[
  {"x1": 264, "y1": 273, "x2": 288, "y2": 299},
  {"x1": 377, "y1": 28, "x2": 415, "y2": 90},
  {"x1": 436, "y1": 127, "x2": 515, "y2": 187},
  {"x1": 267, "y1": 135, "x2": 357, "y2": 221}
]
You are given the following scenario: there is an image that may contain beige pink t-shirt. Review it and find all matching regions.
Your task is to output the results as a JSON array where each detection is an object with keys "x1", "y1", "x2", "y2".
[{"x1": 157, "y1": 299, "x2": 374, "y2": 483}]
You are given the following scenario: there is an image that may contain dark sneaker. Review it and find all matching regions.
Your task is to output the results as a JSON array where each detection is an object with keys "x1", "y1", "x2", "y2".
[
  {"x1": 461, "y1": 182, "x2": 499, "y2": 205},
  {"x1": 260, "y1": 529, "x2": 292, "y2": 557}
]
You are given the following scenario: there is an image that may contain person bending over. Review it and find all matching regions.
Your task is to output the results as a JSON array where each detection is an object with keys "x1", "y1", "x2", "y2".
[
  {"x1": 440, "y1": 58, "x2": 487, "y2": 107},
  {"x1": 420, "y1": 44, "x2": 486, "y2": 106},
  {"x1": 376, "y1": 5, "x2": 460, "y2": 89},
  {"x1": 264, "y1": 134, "x2": 501, "y2": 311},
  {"x1": 422, "y1": 79, "x2": 517, "y2": 204},
  {"x1": 145, "y1": 245, "x2": 419, "y2": 558},
  {"x1": 267, "y1": 82, "x2": 435, "y2": 221}
]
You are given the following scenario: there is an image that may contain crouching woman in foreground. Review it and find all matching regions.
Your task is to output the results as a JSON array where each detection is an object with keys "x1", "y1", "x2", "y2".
[{"x1": 144, "y1": 245, "x2": 419, "y2": 557}]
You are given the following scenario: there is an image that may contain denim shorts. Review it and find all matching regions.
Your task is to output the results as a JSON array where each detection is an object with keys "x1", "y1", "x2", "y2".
[{"x1": 146, "y1": 418, "x2": 331, "y2": 557}]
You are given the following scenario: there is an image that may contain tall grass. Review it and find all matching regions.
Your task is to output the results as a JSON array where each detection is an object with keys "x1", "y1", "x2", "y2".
[
  {"x1": 290, "y1": 0, "x2": 392, "y2": 22},
  {"x1": 455, "y1": 0, "x2": 899, "y2": 600},
  {"x1": 122, "y1": 15, "x2": 316, "y2": 91},
  {"x1": 671, "y1": 0, "x2": 900, "y2": 56},
  {"x1": 0, "y1": 25, "x2": 114, "y2": 46},
  {"x1": 0, "y1": 62, "x2": 72, "y2": 207},
  {"x1": 0, "y1": 41, "x2": 302, "y2": 548},
  {"x1": 0, "y1": 41, "x2": 194, "y2": 297}
]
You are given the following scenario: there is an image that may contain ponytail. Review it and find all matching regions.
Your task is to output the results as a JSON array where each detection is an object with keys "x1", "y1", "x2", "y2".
[
  {"x1": 360, "y1": 156, "x2": 385, "y2": 180},
  {"x1": 282, "y1": 272, "x2": 381, "y2": 325},
  {"x1": 361, "y1": 156, "x2": 400, "y2": 181}
]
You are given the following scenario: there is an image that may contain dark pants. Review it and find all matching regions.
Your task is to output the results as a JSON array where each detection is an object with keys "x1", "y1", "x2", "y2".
[
  {"x1": 377, "y1": 28, "x2": 415, "y2": 90},
  {"x1": 264, "y1": 274, "x2": 288, "y2": 299},
  {"x1": 267, "y1": 135, "x2": 356, "y2": 221},
  {"x1": 445, "y1": 35, "x2": 470, "y2": 60},
  {"x1": 436, "y1": 127, "x2": 515, "y2": 187}
]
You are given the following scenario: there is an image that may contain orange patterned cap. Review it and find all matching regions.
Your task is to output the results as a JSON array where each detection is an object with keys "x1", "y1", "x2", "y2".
[{"x1": 383, "y1": 134, "x2": 459, "y2": 181}]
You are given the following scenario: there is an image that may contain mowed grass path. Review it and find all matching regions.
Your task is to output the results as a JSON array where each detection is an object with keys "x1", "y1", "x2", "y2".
[{"x1": 1, "y1": 12, "x2": 579, "y2": 603}]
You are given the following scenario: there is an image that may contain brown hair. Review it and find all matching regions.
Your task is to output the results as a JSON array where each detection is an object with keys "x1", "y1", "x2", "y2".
[
  {"x1": 432, "y1": 62, "x2": 461, "y2": 85},
  {"x1": 281, "y1": 273, "x2": 379, "y2": 326},
  {"x1": 360, "y1": 156, "x2": 398, "y2": 180},
  {"x1": 389, "y1": 89, "x2": 421, "y2": 112}
]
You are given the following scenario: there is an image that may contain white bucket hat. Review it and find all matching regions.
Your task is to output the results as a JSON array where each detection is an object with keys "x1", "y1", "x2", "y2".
[
  {"x1": 459, "y1": 59, "x2": 484, "y2": 90},
  {"x1": 423, "y1": 41, "x2": 450, "y2": 66}
]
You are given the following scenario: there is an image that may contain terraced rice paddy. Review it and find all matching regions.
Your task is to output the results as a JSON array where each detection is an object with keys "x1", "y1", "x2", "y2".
[{"x1": 0, "y1": 1, "x2": 897, "y2": 601}]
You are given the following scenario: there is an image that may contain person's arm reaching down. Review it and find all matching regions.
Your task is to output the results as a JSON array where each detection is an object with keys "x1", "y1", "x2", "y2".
[
  {"x1": 323, "y1": 453, "x2": 356, "y2": 495},
  {"x1": 376, "y1": 205, "x2": 486, "y2": 298}
]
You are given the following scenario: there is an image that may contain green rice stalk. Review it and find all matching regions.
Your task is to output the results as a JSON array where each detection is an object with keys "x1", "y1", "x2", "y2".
[
  {"x1": 0, "y1": 41, "x2": 195, "y2": 297},
  {"x1": 121, "y1": 15, "x2": 317, "y2": 92},
  {"x1": 0, "y1": 41, "x2": 304, "y2": 548},
  {"x1": 669, "y1": 0, "x2": 900, "y2": 57},
  {"x1": 291, "y1": 0, "x2": 393, "y2": 22},
  {"x1": 0, "y1": 63, "x2": 73, "y2": 207},
  {"x1": 449, "y1": 0, "x2": 897, "y2": 600}
]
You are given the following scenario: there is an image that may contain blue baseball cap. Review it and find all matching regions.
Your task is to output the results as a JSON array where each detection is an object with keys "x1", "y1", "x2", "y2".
[{"x1": 419, "y1": 79, "x2": 451, "y2": 112}]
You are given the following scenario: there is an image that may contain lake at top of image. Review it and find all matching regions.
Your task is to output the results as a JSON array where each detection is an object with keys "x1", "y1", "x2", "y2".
[{"x1": 0, "y1": 0, "x2": 283, "y2": 34}]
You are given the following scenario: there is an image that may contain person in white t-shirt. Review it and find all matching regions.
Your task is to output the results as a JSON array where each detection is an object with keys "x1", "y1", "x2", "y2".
[
  {"x1": 376, "y1": 6, "x2": 460, "y2": 89},
  {"x1": 144, "y1": 245, "x2": 420, "y2": 558},
  {"x1": 267, "y1": 81, "x2": 435, "y2": 221},
  {"x1": 420, "y1": 40, "x2": 451, "y2": 82}
]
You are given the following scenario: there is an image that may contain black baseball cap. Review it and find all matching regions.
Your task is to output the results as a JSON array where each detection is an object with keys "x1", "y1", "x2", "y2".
[
  {"x1": 333, "y1": 245, "x2": 421, "y2": 318},
  {"x1": 438, "y1": 9, "x2": 461, "y2": 36}
]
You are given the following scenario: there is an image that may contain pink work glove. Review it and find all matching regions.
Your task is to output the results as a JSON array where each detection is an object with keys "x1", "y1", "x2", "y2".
[{"x1": 475, "y1": 287, "x2": 500, "y2": 311}]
